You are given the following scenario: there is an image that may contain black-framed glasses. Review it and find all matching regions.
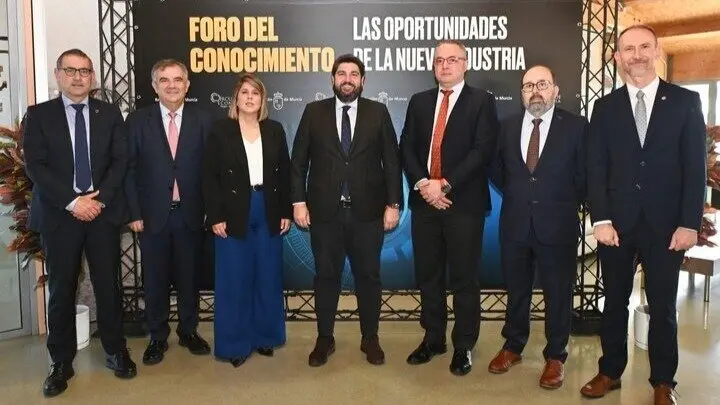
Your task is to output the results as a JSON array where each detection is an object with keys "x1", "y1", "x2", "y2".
[
  {"x1": 434, "y1": 56, "x2": 466, "y2": 66},
  {"x1": 60, "y1": 67, "x2": 93, "y2": 77},
  {"x1": 521, "y1": 80, "x2": 554, "y2": 93}
]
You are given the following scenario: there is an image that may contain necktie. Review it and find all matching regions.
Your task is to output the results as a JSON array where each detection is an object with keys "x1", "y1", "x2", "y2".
[
  {"x1": 429, "y1": 89, "x2": 453, "y2": 179},
  {"x1": 526, "y1": 118, "x2": 542, "y2": 173},
  {"x1": 341, "y1": 105, "x2": 351, "y2": 199},
  {"x1": 635, "y1": 90, "x2": 647, "y2": 147},
  {"x1": 168, "y1": 111, "x2": 180, "y2": 201},
  {"x1": 72, "y1": 104, "x2": 91, "y2": 192}
]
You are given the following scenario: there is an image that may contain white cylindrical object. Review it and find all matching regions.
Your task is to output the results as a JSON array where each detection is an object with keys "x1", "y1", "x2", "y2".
[
  {"x1": 76, "y1": 304, "x2": 90, "y2": 350},
  {"x1": 633, "y1": 304, "x2": 650, "y2": 350}
]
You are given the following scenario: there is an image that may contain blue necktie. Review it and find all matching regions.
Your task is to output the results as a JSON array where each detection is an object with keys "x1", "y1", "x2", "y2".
[
  {"x1": 341, "y1": 105, "x2": 351, "y2": 200},
  {"x1": 72, "y1": 104, "x2": 91, "y2": 192}
]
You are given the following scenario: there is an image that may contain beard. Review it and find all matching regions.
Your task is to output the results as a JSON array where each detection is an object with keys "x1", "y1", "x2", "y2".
[
  {"x1": 625, "y1": 58, "x2": 652, "y2": 77},
  {"x1": 525, "y1": 95, "x2": 551, "y2": 116},
  {"x1": 333, "y1": 81, "x2": 363, "y2": 103}
]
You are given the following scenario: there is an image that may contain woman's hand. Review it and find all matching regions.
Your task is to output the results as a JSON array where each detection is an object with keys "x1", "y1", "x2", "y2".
[
  {"x1": 280, "y1": 218, "x2": 291, "y2": 234},
  {"x1": 212, "y1": 222, "x2": 228, "y2": 238}
]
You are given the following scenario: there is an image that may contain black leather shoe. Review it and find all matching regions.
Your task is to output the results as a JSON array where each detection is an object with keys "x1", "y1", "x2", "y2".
[
  {"x1": 406, "y1": 341, "x2": 447, "y2": 365},
  {"x1": 106, "y1": 348, "x2": 137, "y2": 379},
  {"x1": 256, "y1": 347, "x2": 274, "y2": 357},
  {"x1": 449, "y1": 349, "x2": 472, "y2": 376},
  {"x1": 230, "y1": 357, "x2": 248, "y2": 367},
  {"x1": 178, "y1": 332, "x2": 211, "y2": 355},
  {"x1": 308, "y1": 336, "x2": 336, "y2": 367},
  {"x1": 42, "y1": 362, "x2": 74, "y2": 398},
  {"x1": 142, "y1": 340, "x2": 169, "y2": 365}
]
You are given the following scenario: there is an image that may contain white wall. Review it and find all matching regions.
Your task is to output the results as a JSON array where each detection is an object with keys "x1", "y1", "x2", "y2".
[{"x1": 34, "y1": 0, "x2": 100, "y2": 102}]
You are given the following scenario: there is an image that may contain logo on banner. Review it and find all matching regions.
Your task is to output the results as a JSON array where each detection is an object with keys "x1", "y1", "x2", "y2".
[
  {"x1": 377, "y1": 92, "x2": 389, "y2": 105},
  {"x1": 368, "y1": 91, "x2": 407, "y2": 104},
  {"x1": 273, "y1": 92, "x2": 284, "y2": 110},
  {"x1": 210, "y1": 92, "x2": 233, "y2": 109},
  {"x1": 315, "y1": 92, "x2": 327, "y2": 101}
]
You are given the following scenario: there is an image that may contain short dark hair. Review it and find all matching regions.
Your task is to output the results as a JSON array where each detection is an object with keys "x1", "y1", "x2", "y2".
[
  {"x1": 331, "y1": 54, "x2": 365, "y2": 77},
  {"x1": 617, "y1": 24, "x2": 658, "y2": 48},
  {"x1": 56, "y1": 49, "x2": 93, "y2": 70},
  {"x1": 151, "y1": 59, "x2": 189, "y2": 82}
]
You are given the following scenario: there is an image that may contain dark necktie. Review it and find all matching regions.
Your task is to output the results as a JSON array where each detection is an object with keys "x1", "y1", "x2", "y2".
[
  {"x1": 341, "y1": 105, "x2": 351, "y2": 199},
  {"x1": 526, "y1": 118, "x2": 542, "y2": 173},
  {"x1": 72, "y1": 104, "x2": 91, "y2": 192}
]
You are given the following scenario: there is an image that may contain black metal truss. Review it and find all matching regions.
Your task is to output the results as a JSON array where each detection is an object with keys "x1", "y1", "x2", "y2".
[{"x1": 100, "y1": 0, "x2": 617, "y2": 329}]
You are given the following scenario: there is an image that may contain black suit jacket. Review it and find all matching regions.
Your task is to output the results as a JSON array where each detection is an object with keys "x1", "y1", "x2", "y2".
[
  {"x1": 400, "y1": 84, "x2": 499, "y2": 214},
  {"x1": 290, "y1": 97, "x2": 402, "y2": 222},
  {"x1": 202, "y1": 118, "x2": 291, "y2": 238},
  {"x1": 491, "y1": 108, "x2": 588, "y2": 245},
  {"x1": 23, "y1": 97, "x2": 127, "y2": 233},
  {"x1": 587, "y1": 79, "x2": 706, "y2": 235},
  {"x1": 125, "y1": 103, "x2": 212, "y2": 234}
]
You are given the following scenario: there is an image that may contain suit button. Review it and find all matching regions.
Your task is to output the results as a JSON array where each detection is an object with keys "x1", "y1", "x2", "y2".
[
  {"x1": 640, "y1": 161, "x2": 645, "y2": 167},
  {"x1": 168, "y1": 186, "x2": 172, "y2": 190},
  {"x1": 273, "y1": 188, "x2": 277, "y2": 192},
  {"x1": 228, "y1": 169, "x2": 233, "y2": 174},
  {"x1": 529, "y1": 177, "x2": 537, "y2": 182},
  {"x1": 231, "y1": 189, "x2": 237, "y2": 194},
  {"x1": 635, "y1": 183, "x2": 641, "y2": 190},
  {"x1": 275, "y1": 167, "x2": 279, "y2": 172},
  {"x1": 345, "y1": 162, "x2": 349, "y2": 166}
]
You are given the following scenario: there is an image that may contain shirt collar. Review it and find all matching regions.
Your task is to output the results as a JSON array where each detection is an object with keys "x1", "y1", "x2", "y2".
[
  {"x1": 61, "y1": 94, "x2": 89, "y2": 108},
  {"x1": 626, "y1": 75, "x2": 660, "y2": 102},
  {"x1": 159, "y1": 102, "x2": 184, "y2": 118},
  {"x1": 524, "y1": 105, "x2": 556, "y2": 125},
  {"x1": 439, "y1": 80, "x2": 465, "y2": 96},
  {"x1": 336, "y1": 97, "x2": 359, "y2": 111}
]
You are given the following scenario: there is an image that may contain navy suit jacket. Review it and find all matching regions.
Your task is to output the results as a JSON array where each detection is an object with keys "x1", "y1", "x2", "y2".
[
  {"x1": 125, "y1": 103, "x2": 212, "y2": 234},
  {"x1": 587, "y1": 79, "x2": 706, "y2": 235},
  {"x1": 491, "y1": 108, "x2": 588, "y2": 245},
  {"x1": 23, "y1": 97, "x2": 127, "y2": 233}
]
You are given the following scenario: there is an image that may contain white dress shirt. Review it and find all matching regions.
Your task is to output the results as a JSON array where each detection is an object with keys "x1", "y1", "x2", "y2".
[
  {"x1": 626, "y1": 75, "x2": 659, "y2": 128},
  {"x1": 521, "y1": 106, "x2": 555, "y2": 162},
  {"x1": 335, "y1": 97, "x2": 358, "y2": 140},
  {"x1": 63, "y1": 94, "x2": 93, "y2": 211},
  {"x1": 243, "y1": 135, "x2": 264, "y2": 186}
]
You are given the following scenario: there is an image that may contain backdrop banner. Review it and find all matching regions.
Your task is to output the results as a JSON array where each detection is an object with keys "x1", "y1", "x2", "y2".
[{"x1": 134, "y1": 0, "x2": 582, "y2": 290}]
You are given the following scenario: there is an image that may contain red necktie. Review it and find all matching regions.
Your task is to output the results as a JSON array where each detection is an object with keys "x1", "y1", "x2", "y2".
[{"x1": 429, "y1": 89, "x2": 453, "y2": 179}]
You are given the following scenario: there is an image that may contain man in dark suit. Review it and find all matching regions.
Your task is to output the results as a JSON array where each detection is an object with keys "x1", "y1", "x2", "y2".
[
  {"x1": 291, "y1": 54, "x2": 403, "y2": 367},
  {"x1": 487, "y1": 65, "x2": 588, "y2": 389},
  {"x1": 400, "y1": 40, "x2": 499, "y2": 376},
  {"x1": 23, "y1": 49, "x2": 136, "y2": 397},
  {"x1": 581, "y1": 25, "x2": 705, "y2": 405},
  {"x1": 125, "y1": 59, "x2": 212, "y2": 365}
]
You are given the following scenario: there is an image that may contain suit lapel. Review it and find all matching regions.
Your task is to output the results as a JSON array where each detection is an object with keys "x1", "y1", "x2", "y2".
[
  {"x1": 509, "y1": 115, "x2": 526, "y2": 172},
  {"x1": 53, "y1": 98, "x2": 74, "y2": 165},
  {"x1": 87, "y1": 98, "x2": 102, "y2": 175},
  {"x1": 151, "y1": 103, "x2": 174, "y2": 162},
  {"x1": 643, "y1": 80, "x2": 670, "y2": 148},
  {"x1": 420, "y1": 90, "x2": 437, "y2": 152},
  {"x1": 176, "y1": 105, "x2": 195, "y2": 161},
  {"x1": 260, "y1": 120, "x2": 274, "y2": 178},
  {"x1": 348, "y1": 98, "x2": 364, "y2": 156},
  {"x1": 534, "y1": 110, "x2": 564, "y2": 172},
  {"x1": 229, "y1": 120, "x2": 250, "y2": 175},
  {"x1": 445, "y1": 84, "x2": 469, "y2": 131},
  {"x1": 617, "y1": 86, "x2": 641, "y2": 149}
]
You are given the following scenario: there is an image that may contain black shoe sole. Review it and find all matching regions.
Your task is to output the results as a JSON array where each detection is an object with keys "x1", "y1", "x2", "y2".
[
  {"x1": 407, "y1": 348, "x2": 447, "y2": 365},
  {"x1": 450, "y1": 366, "x2": 472, "y2": 376},
  {"x1": 179, "y1": 340, "x2": 211, "y2": 355},
  {"x1": 42, "y1": 370, "x2": 74, "y2": 398},
  {"x1": 308, "y1": 345, "x2": 335, "y2": 367}
]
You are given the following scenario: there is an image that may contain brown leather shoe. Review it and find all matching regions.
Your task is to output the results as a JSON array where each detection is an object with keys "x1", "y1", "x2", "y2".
[
  {"x1": 488, "y1": 349, "x2": 522, "y2": 374},
  {"x1": 539, "y1": 359, "x2": 564, "y2": 389},
  {"x1": 580, "y1": 373, "x2": 621, "y2": 398},
  {"x1": 308, "y1": 336, "x2": 335, "y2": 367},
  {"x1": 654, "y1": 384, "x2": 678, "y2": 405},
  {"x1": 360, "y1": 336, "x2": 385, "y2": 365}
]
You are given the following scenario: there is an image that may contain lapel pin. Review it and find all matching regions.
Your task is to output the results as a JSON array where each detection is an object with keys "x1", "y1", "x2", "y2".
[
  {"x1": 661, "y1": 96, "x2": 666, "y2": 101},
  {"x1": 94, "y1": 109, "x2": 99, "y2": 113}
]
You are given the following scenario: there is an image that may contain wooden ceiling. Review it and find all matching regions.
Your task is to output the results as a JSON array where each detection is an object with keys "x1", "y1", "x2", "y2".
[{"x1": 620, "y1": 0, "x2": 720, "y2": 54}]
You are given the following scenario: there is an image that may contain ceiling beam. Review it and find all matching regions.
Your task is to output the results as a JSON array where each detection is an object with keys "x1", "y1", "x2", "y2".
[{"x1": 652, "y1": 16, "x2": 720, "y2": 38}]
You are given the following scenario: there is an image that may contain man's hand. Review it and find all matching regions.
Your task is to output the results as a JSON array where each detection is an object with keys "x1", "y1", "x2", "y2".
[
  {"x1": 669, "y1": 227, "x2": 697, "y2": 251},
  {"x1": 419, "y1": 179, "x2": 444, "y2": 203},
  {"x1": 383, "y1": 206, "x2": 400, "y2": 231},
  {"x1": 212, "y1": 222, "x2": 228, "y2": 238},
  {"x1": 293, "y1": 203, "x2": 311, "y2": 228},
  {"x1": 430, "y1": 196, "x2": 452, "y2": 210},
  {"x1": 72, "y1": 190, "x2": 102, "y2": 222},
  {"x1": 593, "y1": 223, "x2": 619, "y2": 247},
  {"x1": 128, "y1": 220, "x2": 144, "y2": 233},
  {"x1": 280, "y1": 218, "x2": 291, "y2": 234}
]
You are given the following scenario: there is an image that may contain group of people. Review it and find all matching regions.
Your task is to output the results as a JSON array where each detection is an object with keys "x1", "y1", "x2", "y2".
[{"x1": 23, "y1": 23, "x2": 704, "y2": 405}]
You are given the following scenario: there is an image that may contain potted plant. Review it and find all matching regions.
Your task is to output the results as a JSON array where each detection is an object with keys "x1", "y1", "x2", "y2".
[{"x1": 697, "y1": 125, "x2": 720, "y2": 246}]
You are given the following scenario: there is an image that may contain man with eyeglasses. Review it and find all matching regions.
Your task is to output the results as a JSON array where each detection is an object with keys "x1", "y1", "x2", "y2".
[
  {"x1": 23, "y1": 49, "x2": 137, "y2": 397},
  {"x1": 400, "y1": 39, "x2": 499, "y2": 376},
  {"x1": 487, "y1": 65, "x2": 588, "y2": 389}
]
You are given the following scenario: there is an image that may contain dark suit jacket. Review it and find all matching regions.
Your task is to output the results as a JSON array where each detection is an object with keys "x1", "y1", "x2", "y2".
[
  {"x1": 202, "y1": 118, "x2": 291, "y2": 238},
  {"x1": 400, "y1": 84, "x2": 499, "y2": 214},
  {"x1": 587, "y1": 79, "x2": 706, "y2": 235},
  {"x1": 290, "y1": 97, "x2": 402, "y2": 222},
  {"x1": 491, "y1": 108, "x2": 588, "y2": 245},
  {"x1": 124, "y1": 103, "x2": 212, "y2": 234},
  {"x1": 23, "y1": 97, "x2": 127, "y2": 233}
]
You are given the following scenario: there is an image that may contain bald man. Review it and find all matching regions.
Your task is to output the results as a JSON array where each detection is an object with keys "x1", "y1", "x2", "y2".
[{"x1": 488, "y1": 65, "x2": 588, "y2": 389}]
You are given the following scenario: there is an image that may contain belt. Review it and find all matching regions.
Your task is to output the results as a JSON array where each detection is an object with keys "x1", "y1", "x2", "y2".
[
  {"x1": 250, "y1": 184, "x2": 264, "y2": 191},
  {"x1": 170, "y1": 201, "x2": 181, "y2": 210},
  {"x1": 340, "y1": 199, "x2": 352, "y2": 208}
]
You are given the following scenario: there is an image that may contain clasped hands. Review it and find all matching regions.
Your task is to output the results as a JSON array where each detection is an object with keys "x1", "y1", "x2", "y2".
[
  {"x1": 72, "y1": 190, "x2": 103, "y2": 222},
  {"x1": 594, "y1": 223, "x2": 697, "y2": 251},
  {"x1": 418, "y1": 179, "x2": 452, "y2": 210}
]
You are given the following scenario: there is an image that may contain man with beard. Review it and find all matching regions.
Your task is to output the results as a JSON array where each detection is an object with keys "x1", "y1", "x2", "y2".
[
  {"x1": 401, "y1": 40, "x2": 498, "y2": 376},
  {"x1": 291, "y1": 54, "x2": 402, "y2": 367},
  {"x1": 487, "y1": 65, "x2": 588, "y2": 389},
  {"x1": 581, "y1": 25, "x2": 705, "y2": 405}
]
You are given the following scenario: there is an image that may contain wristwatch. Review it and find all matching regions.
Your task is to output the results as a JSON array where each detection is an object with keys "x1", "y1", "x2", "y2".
[
  {"x1": 440, "y1": 179, "x2": 452, "y2": 194},
  {"x1": 387, "y1": 203, "x2": 401, "y2": 209}
]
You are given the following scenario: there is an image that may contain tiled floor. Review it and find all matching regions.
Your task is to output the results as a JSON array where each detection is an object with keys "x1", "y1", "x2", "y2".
[{"x1": 1, "y1": 273, "x2": 718, "y2": 405}]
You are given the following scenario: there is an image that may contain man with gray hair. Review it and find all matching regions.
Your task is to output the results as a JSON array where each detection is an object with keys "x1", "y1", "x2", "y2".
[
  {"x1": 125, "y1": 59, "x2": 213, "y2": 365},
  {"x1": 488, "y1": 65, "x2": 588, "y2": 389}
]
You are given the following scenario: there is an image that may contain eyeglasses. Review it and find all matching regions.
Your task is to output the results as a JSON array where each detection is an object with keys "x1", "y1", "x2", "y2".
[
  {"x1": 521, "y1": 80, "x2": 554, "y2": 93},
  {"x1": 60, "y1": 67, "x2": 93, "y2": 77},
  {"x1": 433, "y1": 57, "x2": 466, "y2": 66}
]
